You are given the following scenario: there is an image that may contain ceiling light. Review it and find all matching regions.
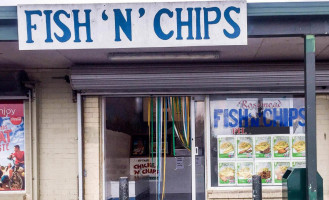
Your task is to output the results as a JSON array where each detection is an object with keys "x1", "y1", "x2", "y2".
[{"x1": 108, "y1": 51, "x2": 220, "y2": 63}]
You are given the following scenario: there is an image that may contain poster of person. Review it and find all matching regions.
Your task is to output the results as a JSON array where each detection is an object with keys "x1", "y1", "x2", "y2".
[
  {"x1": 131, "y1": 136, "x2": 148, "y2": 156},
  {"x1": 0, "y1": 101, "x2": 25, "y2": 191}
]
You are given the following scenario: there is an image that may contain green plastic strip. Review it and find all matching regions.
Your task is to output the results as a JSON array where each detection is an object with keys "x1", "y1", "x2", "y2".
[{"x1": 157, "y1": 97, "x2": 160, "y2": 178}]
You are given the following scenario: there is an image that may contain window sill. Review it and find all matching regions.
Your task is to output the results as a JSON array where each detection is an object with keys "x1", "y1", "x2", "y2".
[
  {"x1": 207, "y1": 186, "x2": 286, "y2": 199},
  {"x1": 0, "y1": 191, "x2": 26, "y2": 200}
]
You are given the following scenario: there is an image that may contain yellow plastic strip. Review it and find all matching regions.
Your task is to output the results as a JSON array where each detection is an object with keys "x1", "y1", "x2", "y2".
[
  {"x1": 147, "y1": 98, "x2": 151, "y2": 170},
  {"x1": 171, "y1": 97, "x2": 191, "y2": 151},
  {"x1": 187, "y1": 97, "x2": 190, "y2": 147},
  {"x1": 161, "y1": 97, "x2": 167, "y2": 200}
]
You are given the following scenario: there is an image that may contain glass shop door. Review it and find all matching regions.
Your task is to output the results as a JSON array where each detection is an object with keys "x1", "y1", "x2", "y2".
[{"x1": 191, "y1": 98, "x2": 206, "y2": 200}]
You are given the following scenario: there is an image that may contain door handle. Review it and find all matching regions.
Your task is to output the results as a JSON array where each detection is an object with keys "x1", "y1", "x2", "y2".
[{"x1": 195, "y1": 147, "x2": 199, "y2": 155}]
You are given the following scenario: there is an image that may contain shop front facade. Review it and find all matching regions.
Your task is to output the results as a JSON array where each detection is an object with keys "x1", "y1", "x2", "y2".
[{"x1": 0, "y1": 1, "x2": 329, "y2": 200}]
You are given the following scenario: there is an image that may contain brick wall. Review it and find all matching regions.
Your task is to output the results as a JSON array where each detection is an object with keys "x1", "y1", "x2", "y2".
[
  {"x1": 316, "y1": 95, "x2": 329, "y2": 199},
  {"x1": 0, "y1": 101, "x2": 32, "y2": 200},
  {"x1": 83, "y1": 96, "x2": 103, "y2": 200},
  {"x1": 0, "y1": 69, "x2": 79, "y2": 200},
  {"x1": 34, "y1": 69, "x2": 78, "y2": 200}
]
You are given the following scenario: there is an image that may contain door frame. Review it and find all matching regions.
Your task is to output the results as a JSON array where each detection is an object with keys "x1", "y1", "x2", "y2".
[
  {"x1": 191, "y1": 98, "x2": 196, "y2": 200},
  {"x1": 101, "y1": 96, "x2": 207, "y2": 200},
  {"x1": 191, "y1": 96, "x2": 208, "y2": 200}
]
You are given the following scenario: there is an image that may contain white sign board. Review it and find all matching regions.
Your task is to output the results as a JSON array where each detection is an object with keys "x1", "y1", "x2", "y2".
[
  {"x1": 17, "y1": 1, "x2": 247, "y2": 50},
  {"x1": 130, "y1": 158, "x2": 157, "y2": 177},
  {"x1": 175, "y1": 157, "x2": 184, "y2": 169}
]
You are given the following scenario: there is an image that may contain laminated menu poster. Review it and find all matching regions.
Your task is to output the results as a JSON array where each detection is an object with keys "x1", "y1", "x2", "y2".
[
  {"x1": 292, "y1": 135, "x2": 306, "y2": 158},
  {"x1": 255, "y1": 161, "x2": 272, "y2": 184},
  {"x1": 255, "y1": 136, "x2": 271, "y2": 158},
  {"x1": 237, "y1": 136, "x2": 253, "y2": 158},
  {"x1": 273, "y1": 136, "x2": 290, "y2": 158},
  {"x1": 218, "y1": 136, "x2": 235, "y2": 159},
  {"x1": 291, "y1": 161, "x2": 306, "y2": 168},
  {"x1": 237, "y1": 162, "x2": 253, "y2": 185},
  {"x1": 218, "y1": 162, "x2": 235, "y2": 186},
  {"x1": 274, "y1": 162, "x2": 290, "y2": 184}
]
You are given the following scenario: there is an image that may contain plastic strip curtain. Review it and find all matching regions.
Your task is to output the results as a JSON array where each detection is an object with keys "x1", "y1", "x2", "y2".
[
  {"x1": 156, "y1": 97, "x2": 168, "y2": 200},
  {"x1": 157, "y1": 97, "x2": 162, "y2": 200},
  {"x1": 161, "y1": 98, "x2": 167, "y2": 200},
  {"x1": 148, "y1": 98, "x2": 154, "y2": 171},
  {"x1": 168, "y1": 97, "x2": 191, "y2": 151},
  {"x1": 148, "y1": 98, "x2": 151, "y2": 172},
  {"x1": 148, "y1": 97, "x2": 190, "y2": 200},
  {"x1": 155, "y1": 97, "x2": 158, "y2": 199}
]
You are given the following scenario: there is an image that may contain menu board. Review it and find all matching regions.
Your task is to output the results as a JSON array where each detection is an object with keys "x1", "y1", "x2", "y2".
[
  {"x1": 273, "y1": 136, "x2": 290, "y2": 158},
  {"x1": 292, "y1": 135, "x2": 306, "y2": 158},
  {"x1": 274, "y1": 162, "x2": 290, "y2": 184},
  {"x1": 218, "y1": 162, "x2": 236, "y2": 186},
  {"x1": 217, "y1": 134, "x2": 305, "y2": 186},
  {"x1": 255, "y1": 161, "x2": 272, "y2": 184},
  {"x1": 237, "y1": 162, "x2": 253, "y2": 185},
  {"x1": 217, "y1": 135, "x2": 306, "y2": 186},
  {"x1": 237, "y1": 136, "x2": 253, "y2": 158},
  {"x1": 255, "y1": 136, "x2": 271, "y2": 158},
  {"x1": 218, "y1": 136, "x2": 235, "y2": 159}
]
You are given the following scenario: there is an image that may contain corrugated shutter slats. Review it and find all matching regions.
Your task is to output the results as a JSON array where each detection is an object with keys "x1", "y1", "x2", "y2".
[{"x1": 70, "y1": 63, "x2": 329, "y2": 95}]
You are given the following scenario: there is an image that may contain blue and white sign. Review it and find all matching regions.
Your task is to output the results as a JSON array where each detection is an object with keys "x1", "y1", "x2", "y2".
[
  {"x1": 17, "y1": 1, "x2": 247, "y2": 50},
  {"x1": 210, "y1": 98, "x2": 305, "y2": 135}
]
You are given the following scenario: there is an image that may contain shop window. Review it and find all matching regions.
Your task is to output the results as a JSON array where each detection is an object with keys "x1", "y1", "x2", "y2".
[{"x1": 208, "y1": 96, "x2": 305, "y2": 187}]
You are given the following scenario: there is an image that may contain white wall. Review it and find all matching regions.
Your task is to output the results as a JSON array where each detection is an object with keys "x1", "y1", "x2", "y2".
[
  {"x1": 34, "y1": 70, "x2": 78, "y2": 200},
  {"x1": 105, "y1": 129, "x2": 131, "y2": 199}
]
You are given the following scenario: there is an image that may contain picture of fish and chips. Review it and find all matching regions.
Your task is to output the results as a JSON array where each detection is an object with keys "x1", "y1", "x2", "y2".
[
  {"x1": 218, "y1": 137, "x2": 235, "y2": 158},
  {"x1": 292, "y1": 141, "x2": 305, "y2": 152},
  {"x1": 255, "y1": 136, "x2": 271, "y2": 158},
  {"x1": 273, "y1": 136, "x2": 290, "y2": 158},
  {"x1": 220, "y1": 142, "x2": 234, "y2": 154},
  {"x1": 274, "y1": 162, "x2": 290, "y2": 183},
  {"x1": 292, "y1": 135, "x2": 306, "y2": 157},
  {"x1": 237, "y1": 137, "x2": 253, "y2": 158},
  {"x1": 255, "y1": 162, "x2": 272, "y2": 184},
  {"x1": 237, "y1": 162, "x2": 253, "y2": 184},
  {"x1": 218, "y1": 163, "x2": 235, "y2": 185}
]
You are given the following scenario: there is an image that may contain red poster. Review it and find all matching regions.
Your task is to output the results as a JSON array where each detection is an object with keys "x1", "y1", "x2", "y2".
[{"x1": 0, "y1": 101, "x2": 25, "y2": 191}]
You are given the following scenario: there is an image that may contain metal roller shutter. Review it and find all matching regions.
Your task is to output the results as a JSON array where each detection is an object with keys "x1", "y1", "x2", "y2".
[{"x1": 70, "y1": 63, "x2": 329, "y2": 95}]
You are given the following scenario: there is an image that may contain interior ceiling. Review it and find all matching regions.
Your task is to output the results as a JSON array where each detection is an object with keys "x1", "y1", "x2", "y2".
[{"x1": 0, "y1": 36, "x2": 329, "y2": 69}]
